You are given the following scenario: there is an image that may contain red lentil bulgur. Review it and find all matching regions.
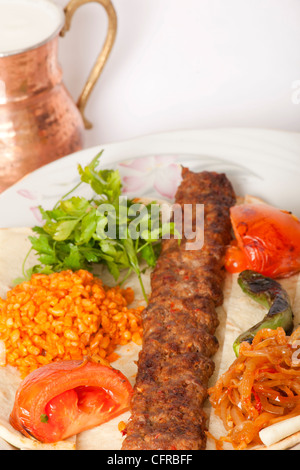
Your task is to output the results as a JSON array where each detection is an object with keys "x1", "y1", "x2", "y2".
[{"x1": 0, "y1": 270, "x2": 143, "y2": 378}]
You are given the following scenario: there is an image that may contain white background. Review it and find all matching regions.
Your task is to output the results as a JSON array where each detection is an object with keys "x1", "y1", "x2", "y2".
[{"x1": 53, "y1": 0, "x2": 300, "y2": 148}]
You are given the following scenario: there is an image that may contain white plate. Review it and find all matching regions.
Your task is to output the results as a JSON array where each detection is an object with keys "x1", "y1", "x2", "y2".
[
  {"x1": 0, "y1": 127, "x2": 300, "y2": 228},
  {"x1": 0, "y1": 127, "x2": 299, "y2": 451}
]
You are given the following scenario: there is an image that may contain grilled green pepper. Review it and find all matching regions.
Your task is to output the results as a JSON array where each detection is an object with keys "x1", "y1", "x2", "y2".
[{"x1": 233, "y1": 270, "x2": 294, "y2": 356}]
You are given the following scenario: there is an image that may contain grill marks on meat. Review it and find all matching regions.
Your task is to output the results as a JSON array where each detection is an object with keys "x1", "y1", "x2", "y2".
[{"x1": 122, "y1": 168, "x2": 236, "y2": 450}]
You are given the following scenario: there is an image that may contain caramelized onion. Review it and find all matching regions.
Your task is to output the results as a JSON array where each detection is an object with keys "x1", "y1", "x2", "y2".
[{"x1": 208, "y1": 327, "x2": 300, "y2": 449}]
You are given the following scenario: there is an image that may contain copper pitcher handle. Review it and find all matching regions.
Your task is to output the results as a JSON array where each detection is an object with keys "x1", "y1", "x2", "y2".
[{"x1": 60, "y1": 0, "x2": 117, "y2": 129}]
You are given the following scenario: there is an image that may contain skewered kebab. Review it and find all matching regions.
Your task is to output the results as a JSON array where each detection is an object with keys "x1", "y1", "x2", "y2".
[{"x1": 122, "y1": 168, "x2": 236, "y2": 450}]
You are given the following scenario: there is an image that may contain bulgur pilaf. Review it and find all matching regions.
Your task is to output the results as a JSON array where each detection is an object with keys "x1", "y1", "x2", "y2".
[{"x1": 0, "y1": 270, "x2": 143, "y2": 378}]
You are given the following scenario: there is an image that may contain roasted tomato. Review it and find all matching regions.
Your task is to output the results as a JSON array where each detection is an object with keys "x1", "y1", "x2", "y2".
[
  {"x1": 10, "y1": 359, "x2": 133, "y2": 443},
  {"x1": 225, "y1": 204, "x2": 300, "y2": 278},
  {"x1": 225, "y1": 239, "x2": 250, "y2": 273}
]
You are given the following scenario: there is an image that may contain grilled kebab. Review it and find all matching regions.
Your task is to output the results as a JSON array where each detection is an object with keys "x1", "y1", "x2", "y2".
[{"x1": 122, "y1": 168, "x2": 236, "y2": 450}]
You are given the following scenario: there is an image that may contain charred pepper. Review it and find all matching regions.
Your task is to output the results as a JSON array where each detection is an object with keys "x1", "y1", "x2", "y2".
[{"x1": 233, "y1": 270, "x2": 294, "y2": 356}]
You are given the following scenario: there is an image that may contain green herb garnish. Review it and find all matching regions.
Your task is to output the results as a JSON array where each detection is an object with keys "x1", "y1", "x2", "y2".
[
  {"x1": 21, "y1": 151, "x2": 179, "y2": 301},
  {"x1": 40, "y1": 414, "x2": 49, "y2": 423}
]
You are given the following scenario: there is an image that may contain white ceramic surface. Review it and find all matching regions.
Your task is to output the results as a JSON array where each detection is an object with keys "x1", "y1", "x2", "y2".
[
  {"x1": 0, "y1": 127, "x2": 299, "y2": 450},
  {"x1": 0, "y1": 128, "x2": 299, "y2": 229}
]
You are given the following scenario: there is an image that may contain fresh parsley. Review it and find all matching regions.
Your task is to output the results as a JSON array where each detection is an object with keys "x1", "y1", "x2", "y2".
[{"x1": 21, "y1": 151, "x2": 178, "y2": 301}]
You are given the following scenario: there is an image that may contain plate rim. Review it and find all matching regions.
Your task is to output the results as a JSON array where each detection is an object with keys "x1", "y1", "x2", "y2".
[{"x1": 1, "y1": 127, "x2": 300, "y2": 227}]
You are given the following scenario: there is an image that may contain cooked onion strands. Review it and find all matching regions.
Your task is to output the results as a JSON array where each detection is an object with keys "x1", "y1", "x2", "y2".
[{"x1": 209, "y1": 327, "x2": 300, "y2": 449}]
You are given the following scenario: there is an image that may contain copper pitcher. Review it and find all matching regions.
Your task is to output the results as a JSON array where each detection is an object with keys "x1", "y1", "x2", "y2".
[{"x1": 0, "y1": 0, "x2": 117, "y2": 192}]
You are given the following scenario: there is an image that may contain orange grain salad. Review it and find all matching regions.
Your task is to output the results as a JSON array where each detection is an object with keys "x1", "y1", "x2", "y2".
[{"x1": 0, "y1": 269, "x2": 144, "y2": 378}]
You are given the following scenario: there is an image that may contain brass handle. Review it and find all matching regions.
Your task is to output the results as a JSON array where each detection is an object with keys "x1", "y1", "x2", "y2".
[{"x1": 61, "y1": 0, "x2": 117, "y2": 129}]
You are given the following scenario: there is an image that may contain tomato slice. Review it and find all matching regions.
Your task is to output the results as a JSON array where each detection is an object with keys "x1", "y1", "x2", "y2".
[
  {"x1": 227, "y1": 204, "x2": 300, "y2": 278},
  {"x1": 10, "y1": 359, "x2": 133, "y2": 443}
]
